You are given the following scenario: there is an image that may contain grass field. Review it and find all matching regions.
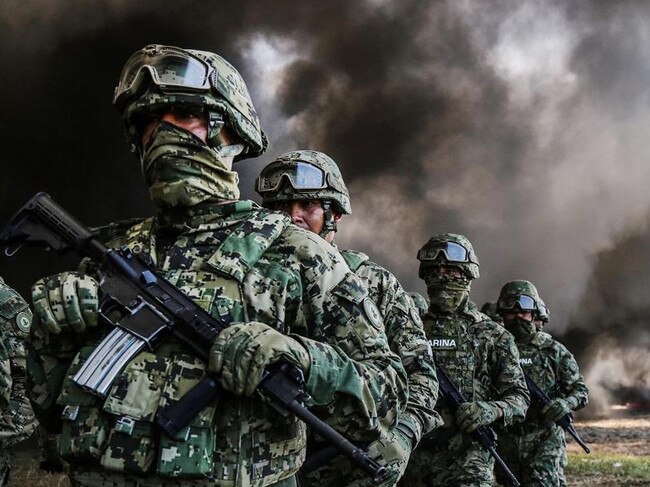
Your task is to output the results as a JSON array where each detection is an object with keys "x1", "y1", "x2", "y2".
[{"x1": 8, "y1": 411, "x2": 650, "y2": 486}]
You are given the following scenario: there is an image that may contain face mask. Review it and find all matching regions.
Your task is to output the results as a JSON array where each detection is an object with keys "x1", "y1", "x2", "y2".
[
  {"x1": 504, "y1": 316, "x2": 537, "y2": 342},
  {"x1": 424, "y1": 273, "x2": 471, "y2": 314},
  {"x1": 141, "y1": 122, "x2": 240, "y2": 208}
]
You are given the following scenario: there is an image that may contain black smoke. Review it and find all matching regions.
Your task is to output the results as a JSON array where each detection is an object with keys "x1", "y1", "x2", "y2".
[{"x1": 1, "y1": 2, "x2": 650, "y2": 416}]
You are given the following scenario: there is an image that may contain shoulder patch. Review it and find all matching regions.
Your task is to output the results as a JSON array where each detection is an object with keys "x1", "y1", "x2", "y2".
[
  {"x1": 15, "y1": 311, "x2": 31, "y2": 333},
  {"x1": 363, "y1": 298, "x2": 383, "y2": 330}
]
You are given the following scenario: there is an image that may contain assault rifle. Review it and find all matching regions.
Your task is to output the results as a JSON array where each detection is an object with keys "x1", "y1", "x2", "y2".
[
  {"x1": 433, "y1": 353, "x2": 521, "y2": 487},
  {"x1": 524, "y1": 374, "x2": 590, "y2": 453},
  {"x1": 0, "y1": 192, "x2": 386, "y2": 480}
]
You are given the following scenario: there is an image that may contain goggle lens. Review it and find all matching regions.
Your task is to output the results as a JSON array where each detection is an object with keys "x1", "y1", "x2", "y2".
[
  {"x1": 115, "y1": 49, "x2": 212, "y2": 105},
  {"x1": 499, "y1": 294, "x2": 537, "y2": 311},
  {"x1": 418, "y1": 241, "x2": 470, "y2": 263},
  {"x1": 257, "y1": 162, "x2": 327, "y2": 193}
]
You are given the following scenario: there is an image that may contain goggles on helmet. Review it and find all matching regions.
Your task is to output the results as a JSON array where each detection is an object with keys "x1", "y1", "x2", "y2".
[
  {"x1": 114, "y1": 46, "x2": 216, "y2": 107},
  {"x1": 417, "y1": 241, "x2": 471, "y2": 264},
  {"x1": 538, "y1": 302, "x2": 549, "y2": 320},
  {"x1": 498, "y1": 294, "x2": 537, "y2": 312},
  {"x1": 256, "y1": 162, "x2": 327, "y2": 193}
]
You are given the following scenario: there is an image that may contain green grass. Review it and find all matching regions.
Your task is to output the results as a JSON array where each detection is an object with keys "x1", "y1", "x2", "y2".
[{"x1": 567, "y1": 452, "x2": 650, "y2": 480}]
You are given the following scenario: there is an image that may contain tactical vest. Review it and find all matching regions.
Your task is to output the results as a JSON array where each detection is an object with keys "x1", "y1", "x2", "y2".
[
  {"x1": 424, "y1": 307, "x2": 494, "y2": 427},
  {"x1": 58, "y1": 209, "x2": 309, "y2": 485},
  {"x1": 516, "y1": 332, "x2": 560, "y2": 423}
]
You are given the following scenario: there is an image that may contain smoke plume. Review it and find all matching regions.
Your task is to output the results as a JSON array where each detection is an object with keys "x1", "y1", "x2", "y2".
[{"x1": 1, "y1": 1, "x2": 650, "y2": 416}]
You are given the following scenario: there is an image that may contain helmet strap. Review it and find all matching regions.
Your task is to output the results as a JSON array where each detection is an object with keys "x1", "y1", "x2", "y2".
[{"x1": 320, "y1": 199, "x2": 337, "y2": 239}]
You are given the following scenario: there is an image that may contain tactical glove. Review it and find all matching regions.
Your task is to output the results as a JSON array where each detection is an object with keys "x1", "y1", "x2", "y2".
[
  {"x1": 32, "y1": 272, "x2": 99, "y2": 334},
  {"x1": 209, "y1": 322, "x2": 311, "y2": 397},
  {"x1": 456, "y1": 401, "x2": 501, "y2": 433},
  {"x1": 542, "y1": 398, "x2": 572, "y2": 422},
  {"x1": 355, "y1": 422, "x2": 414, "y2": 487}
]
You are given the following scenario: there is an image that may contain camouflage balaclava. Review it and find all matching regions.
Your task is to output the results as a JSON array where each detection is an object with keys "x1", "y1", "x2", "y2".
[
  {"x1": 255, "y1": 150, "x2": 351, "y2": 239},
  {"x1": 417, "y1": 234, "x2": 479, "y2": 315},
  {"x1": 497, "y1": 280, "x2": 541, "y2": 343},
  {"x1": 114, "y1": 44, "x2": 267, "y2": 209},
  {"x1": 141, "y1": 120, "x2": 240, "y2": 208}
]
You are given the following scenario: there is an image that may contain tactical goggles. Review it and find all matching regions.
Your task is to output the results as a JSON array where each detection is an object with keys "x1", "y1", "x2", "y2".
[
  {"x1": 417, "y1": 241, "x2": 471, "y2": 264},
  {"x1": 114, "y1": 45, "x2": 216, "y2": 106},
  {"x1": 256, "y1": 162, "x2": 327, "y2": 193},
  {"x1": 538, "y1": 302, "x2": 549, "y2": 320},
  {"x1": 498, "y1": 294, "x2": 537, "y2": 312}
]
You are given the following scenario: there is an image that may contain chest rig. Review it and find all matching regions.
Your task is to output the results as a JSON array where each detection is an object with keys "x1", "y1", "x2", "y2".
[
  {"x1": 57, "y1": 208, "x2": 305, "y2": 484},
  {"x1": 517, "y1": 334, "x2": 559, "y2": 423}
]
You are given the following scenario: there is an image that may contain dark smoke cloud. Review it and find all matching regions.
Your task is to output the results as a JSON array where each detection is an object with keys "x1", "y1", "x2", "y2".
[{"x1": 1, "y1": 1, "x2": 650, "y2": 416}]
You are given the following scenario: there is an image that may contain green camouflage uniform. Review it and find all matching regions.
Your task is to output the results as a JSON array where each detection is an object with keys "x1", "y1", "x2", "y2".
[
  {"x1": 496, "y1": 331, "x2": 588, "y2": 487},
  {"x1": 27, "y1": 203, "x2": 407, "y2": 487},
  {"x1": 0, "y1": 277, "x2": 35, "y2": 484},
  {"x1": 301, "y1": 250, "x2": 440, "y2": 487},
  {"x1": 401, "y1": 300, "x2": 529, "y2": 487}
]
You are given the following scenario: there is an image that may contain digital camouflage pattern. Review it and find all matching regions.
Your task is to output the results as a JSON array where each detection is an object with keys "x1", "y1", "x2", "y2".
[
  {"x1": 27, "y1": 201, "x2": 407, "y2": 487},
  {"x1": 408, "y1": 292, "x2": 428, "y2": 317},
  {"x1": 302, "y1": 249, "x2": 440, "y2": 487},
  {"x1": 0, "y1": 276, "x2": 37, "y2": 484},
  {"x1": 401, "y1": 300, "x2": 529, "y2": 487},
  {"x1": 496, "y1": 330, "x2": 588, "y2": 487}
]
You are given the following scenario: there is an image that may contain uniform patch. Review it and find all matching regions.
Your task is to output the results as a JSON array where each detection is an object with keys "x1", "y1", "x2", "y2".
[
  {"x1": 363, "y1": 298, "x2": 383, "y2": 330},
  {"x1": 519, "y1": 357, "x2": 533, "y2": 366},
  {"x1": 428, "y1": 337, "x2": 458, "y2": 350},
  {"x1": 15, "y1": 311, "x2": 31, "y2": 333},
  {"x1": 410, "y1": 306, "x2": 421, "y2": 323}
]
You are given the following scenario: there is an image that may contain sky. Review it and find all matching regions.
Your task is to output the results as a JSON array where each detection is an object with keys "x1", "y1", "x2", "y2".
[{"x1": 1, "y1": 0, "x2": 649, "y2": 413}]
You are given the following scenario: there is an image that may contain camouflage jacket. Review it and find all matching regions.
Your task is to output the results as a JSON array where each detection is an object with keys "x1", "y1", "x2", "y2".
[
  {"x1": 0, "y1": 277, "x2": 36, "y2": 448},
  {"x1": 422, "y1": 300, "x2": 529, "y2": 431},
  {"x1": 512, "y1": 331, "x2": 588, "y2": 425},
  {"x1": 27, "y1": 201, "x2": 407, "y2": 487},
  {"x1": 339, "y1": 249, "x2": 440, "y2": 444}
]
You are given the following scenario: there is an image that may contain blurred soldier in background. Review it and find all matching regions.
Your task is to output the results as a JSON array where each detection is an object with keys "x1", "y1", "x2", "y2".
[
  {"x1": 401, "y1": 234, "x2": 529, "y2": 487},
  {"x1": 25, "y1": 44, "x2": 406, "y2": 487},
  {"x1": 495, "y1": 280, "x2": 588, "y2": 486},
  {"x1": 257, "y1": 149, "x2": 440, "y2": 486}
]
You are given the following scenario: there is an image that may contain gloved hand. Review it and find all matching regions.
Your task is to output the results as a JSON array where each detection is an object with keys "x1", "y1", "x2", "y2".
[
  {"x1": 31, "y1": 272, "x2": 99, "y2": 334},
  {"x1": 209, "y1": 322, "x2": 311, "y2": 397},
  {"x1": 357, "y1": 423, "x2": 414, "y2": 487},
  {"x1": 542, "y1": 398, "x2": 572, "y2": 422},
  {"x1": 456, "y1": 401, "x2": 501, "y2": 433}
]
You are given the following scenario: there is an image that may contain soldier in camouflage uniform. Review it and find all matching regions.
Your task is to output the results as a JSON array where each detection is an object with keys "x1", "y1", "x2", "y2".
[
  {"x1": 0, "y1": 277, "x2": 36, "y2": 484},
  {"x1": 401, "y1": 234, "x2": 529, "y2": 487},
  {"x1": 495, "y1": 280, "x2": 588, "y2": 487},
  {"x1": 26, "y1": 44, "x2": 407, "y2": 487},
  {"x1": 256, "y1": 150, "x2": 440, "y2": 486}
]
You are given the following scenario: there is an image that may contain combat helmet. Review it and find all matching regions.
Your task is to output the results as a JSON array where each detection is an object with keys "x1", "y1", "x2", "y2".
[
  {"x1": 497, "y1": 280, "x2": 542, "y2": 317},
  {"x1": 417, "y1": 233, "x2": 480, "y2": 280},
  {"x1": 113, "y1": 44, "x2": 267, "y2": 160},
  {"x1": 256, "y1": 150, "x2": 352, "y2": 214}
]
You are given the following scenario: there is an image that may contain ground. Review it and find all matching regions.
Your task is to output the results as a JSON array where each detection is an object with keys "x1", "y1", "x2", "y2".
[{"x1": 7, "y1": 411, "x2": 650, "y2": 486}]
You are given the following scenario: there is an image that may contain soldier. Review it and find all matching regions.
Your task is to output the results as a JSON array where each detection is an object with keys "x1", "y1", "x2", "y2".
[
  {"x1": 401, "y1": 234, "x2": 529, "y2": 487},
  {"x1": 26, "y1": 44, "x2": 407, "y2": 487},
  {"x1": 0, "y1": 277, "x2": 35, "y2": 485},
  {"x1": 408, "y1": 292, "x2": 428, "y2": 318},
  {"x1": 255, "y1": 150, "x2": 440, "y2": 486},
  {"x1": 495, "y1": 280, "x2": 588, "y2": 487},
  {"x1": 535, "y1": 297, "x2": 550, "y2": 331}
]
